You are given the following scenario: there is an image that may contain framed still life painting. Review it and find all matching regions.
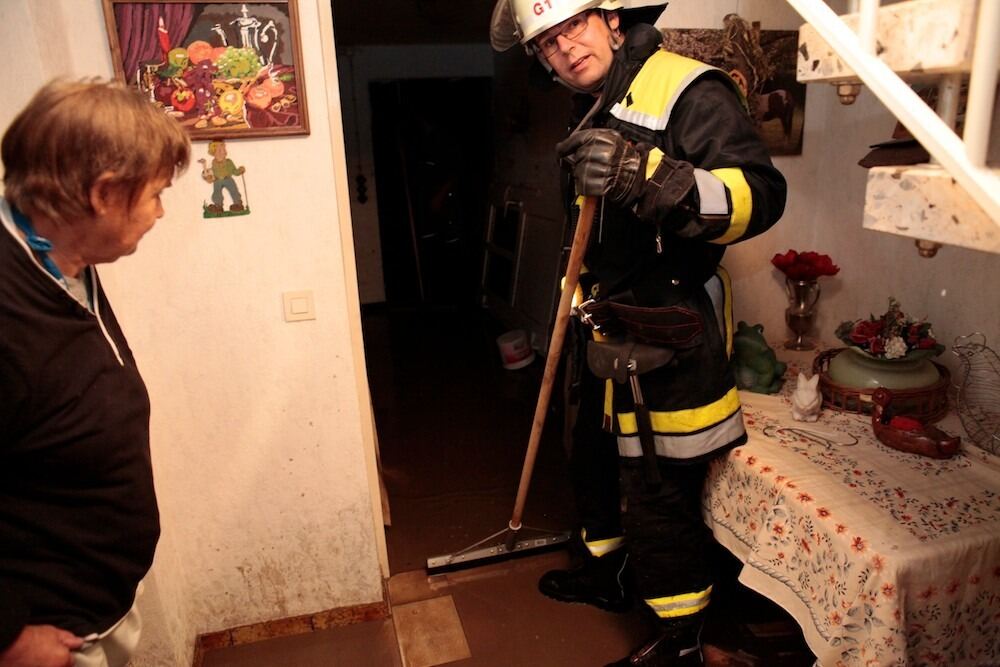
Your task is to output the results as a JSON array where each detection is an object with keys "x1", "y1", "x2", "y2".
[{"x1": 102, "y1": 0, "x2": 309, "y2": 139}]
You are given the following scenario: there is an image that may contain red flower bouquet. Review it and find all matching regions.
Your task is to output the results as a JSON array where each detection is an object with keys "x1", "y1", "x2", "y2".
[
  {"x1": 835, "y1": 298, "x2": 944, "y2": 360},
  {"x1": 771, "y1": 250, "x2": 840, "y2": 281}
]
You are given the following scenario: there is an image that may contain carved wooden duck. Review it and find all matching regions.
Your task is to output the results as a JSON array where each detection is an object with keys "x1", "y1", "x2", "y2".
[{"x1": 871, "y1": 388, "x2": 960, "y2": 459}]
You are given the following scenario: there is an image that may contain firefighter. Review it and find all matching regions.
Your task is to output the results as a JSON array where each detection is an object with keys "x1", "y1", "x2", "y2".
[{"x1": 490, "y1": 1, "x2": 786, "y2": 665}]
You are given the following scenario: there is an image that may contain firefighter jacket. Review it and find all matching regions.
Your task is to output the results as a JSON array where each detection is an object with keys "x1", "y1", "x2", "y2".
[{"x1": 568, "y1": 23, "x2": 787, "y2": 463}]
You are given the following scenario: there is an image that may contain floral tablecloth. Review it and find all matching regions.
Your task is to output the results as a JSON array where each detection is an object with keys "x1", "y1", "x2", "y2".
[{"x1": 704, "y1": 379, "x2": 1000, "y2": 666}]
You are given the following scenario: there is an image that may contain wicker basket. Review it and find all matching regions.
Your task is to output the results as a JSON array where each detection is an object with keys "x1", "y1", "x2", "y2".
[{"x1": 812, "y1": 348, "x2": 951, "y2": 423}]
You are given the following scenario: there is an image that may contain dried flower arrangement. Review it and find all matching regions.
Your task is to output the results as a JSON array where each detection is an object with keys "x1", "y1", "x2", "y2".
[{"x1": 835, "y1": 298, "x2": 944, "y2": 360}]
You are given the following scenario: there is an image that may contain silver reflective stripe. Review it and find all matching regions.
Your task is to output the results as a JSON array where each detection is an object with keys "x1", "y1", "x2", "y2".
[
  {"x1": 693, "y1": 168, "x2": 729, "y2": 216},
  {"x1": 617, "y1": 408, "x2": 745, "y2": 459},
  {"x1": 703, "y1": 273, "x2": 726, "y2": 344}
]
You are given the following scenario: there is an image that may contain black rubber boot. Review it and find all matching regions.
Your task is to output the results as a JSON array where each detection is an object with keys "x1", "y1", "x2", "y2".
[
  {"x1": 537, "y1": 547, "x2": 632, "y2": 612},
  {"x1": 605, "y1": 617, "x2": 703, "y2": 666}
]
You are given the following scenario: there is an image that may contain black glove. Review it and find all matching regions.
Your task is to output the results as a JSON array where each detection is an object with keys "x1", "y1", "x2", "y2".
[
  {"x1": 556, "y1": 129, "x2": 646, "y2": 205},
  {"x1": 634, "y1": 151, "x2": 696, "y2": 226}
]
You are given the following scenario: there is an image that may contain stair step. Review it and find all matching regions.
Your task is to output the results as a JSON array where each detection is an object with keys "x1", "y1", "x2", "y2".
[
  {"x1": 797, "y1": 0, "x2": 979, "y2": 84},
  {"x1": 864, "y1": 164, "x2": 1000, "y2": 253}
]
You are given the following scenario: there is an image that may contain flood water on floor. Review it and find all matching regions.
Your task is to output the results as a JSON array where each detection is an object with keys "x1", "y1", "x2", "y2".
[{"x1": 202, "y1": 306, "x2": 816, "y2": 666}]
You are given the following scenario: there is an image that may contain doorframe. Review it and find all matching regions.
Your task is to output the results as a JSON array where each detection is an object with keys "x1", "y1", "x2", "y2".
[
  {"x1": 316, "y1": 0, "x2": 390, "y2": 578},
  {"x1": 320, "y1": 34, "x2": 496, "y2": 571}
]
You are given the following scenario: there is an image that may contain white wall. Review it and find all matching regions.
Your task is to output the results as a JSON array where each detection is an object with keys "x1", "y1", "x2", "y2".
[
  {"x1": 1, "y1": 1, "x2": 385, "y2": 665},
  {"x1": 337, "y1": 44, "x2": 495, "y2": 304},
  {"x1": 729, "y1": 81, "x2": 1000, "y2": 376},
  {"x1": 659, "y1": 0, "x2": 804, "y2": 29}
]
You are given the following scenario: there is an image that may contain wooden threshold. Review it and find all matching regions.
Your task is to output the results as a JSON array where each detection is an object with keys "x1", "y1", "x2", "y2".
[{"x1": 192, "y1": 591, "x2": 389, "y2": 667}]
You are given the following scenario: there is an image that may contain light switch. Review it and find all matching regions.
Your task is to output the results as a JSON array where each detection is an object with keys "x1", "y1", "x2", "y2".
[{"x1": 282, "y1": 290, "x2": 315, "y2": 322}]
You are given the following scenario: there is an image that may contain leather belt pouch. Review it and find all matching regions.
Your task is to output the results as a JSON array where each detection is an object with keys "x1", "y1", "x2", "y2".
[
  {"x1": 586, "y1": 340, "x2": 675, "y2": 383},
  {"x1": 578, "y1": 301, "x2": 703, "y2": 348}
]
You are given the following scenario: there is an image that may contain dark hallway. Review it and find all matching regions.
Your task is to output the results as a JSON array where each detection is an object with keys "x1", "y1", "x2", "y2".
[
  {"x1": 362, "y1": 305, "x2": 576, "y2": 575},
  {"x1": 369, "y1": 78, "x2": 494, "y2": 310}
]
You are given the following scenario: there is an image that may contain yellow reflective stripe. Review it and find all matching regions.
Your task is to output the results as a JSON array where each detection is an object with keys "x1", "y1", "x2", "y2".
[
  {"x1": 717, "y1": 266, "x2": 734, "y2": 358},
  {"x1": 646, "y1": 585, "x2": 712, "y2": 618},
  {"x1": 645, "y1": 147, "x2": 664, "y2": 181},
  {"x1": 561, "y1": 267, "x2": 589, "y2": 307},
  {"x1": 582, "y1": 528, "x2": 625, "y2": 557},
  {"x1": 616, "y1": 386, "x2": 741, "y2": 434},
  {"x1": 624, "y1": 51, "x2": 678, "y2": 120},
  {"x1": 593, "y1": 329, "x2": 611, "y2": 343},
  {"x1": 603, "y1": 378, "x2": 614, "y2": 428},
  {"x1": 617, "y1": 409, "x2": 745, "y2": 459},
  {"x1": 708, "y1": 167, "x2": 752, "y2": 244},
  {"x1": 610, "y1": 51, "x2": 717, "y2": 131}
]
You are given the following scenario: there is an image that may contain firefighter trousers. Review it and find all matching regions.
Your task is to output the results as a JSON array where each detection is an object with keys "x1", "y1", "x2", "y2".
[{"x1": 570, "y1": 363, "x2": 716, "y2": 609}]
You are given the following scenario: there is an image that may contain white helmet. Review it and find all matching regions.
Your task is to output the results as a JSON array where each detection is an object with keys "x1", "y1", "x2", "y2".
[{"x1": 491, "y1": 0, "x2": 624, "y2": 52}]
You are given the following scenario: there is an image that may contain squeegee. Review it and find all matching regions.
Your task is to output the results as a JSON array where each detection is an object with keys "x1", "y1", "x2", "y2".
[{"x1": 426, "y1": 196, "x2": 597, "y2": 574}]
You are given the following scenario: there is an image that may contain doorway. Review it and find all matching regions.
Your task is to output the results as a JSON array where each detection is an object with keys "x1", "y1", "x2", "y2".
[
  {"x1": 369, "y1": 77, "x2": 491, "y2": 309},
  {"x1": 362, "y1": 77, "x2": 576, "y2": 573}
]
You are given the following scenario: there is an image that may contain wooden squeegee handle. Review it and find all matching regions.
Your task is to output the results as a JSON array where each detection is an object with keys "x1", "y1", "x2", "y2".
[{"x1": 508, "y1": 196, "x2": 597, "y2": 531}]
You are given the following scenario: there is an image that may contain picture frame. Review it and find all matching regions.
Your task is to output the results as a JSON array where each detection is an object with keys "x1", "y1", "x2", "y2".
[
  {"x1": 661, "y1": 15, "x2": 806, "y2": 156},
  {"x1": 102, "y1": 0, "x2": 309, "y2": 139}
]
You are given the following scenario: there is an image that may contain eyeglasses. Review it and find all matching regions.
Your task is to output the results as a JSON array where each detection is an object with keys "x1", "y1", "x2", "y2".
[{"x1": 533, "y1": 12, "x2": 592, "y2": 57}]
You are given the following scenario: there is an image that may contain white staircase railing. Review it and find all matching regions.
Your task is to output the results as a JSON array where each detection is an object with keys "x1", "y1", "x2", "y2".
[{"x1": 786, "y1": 0, "x2": 1000, "y2": 230}]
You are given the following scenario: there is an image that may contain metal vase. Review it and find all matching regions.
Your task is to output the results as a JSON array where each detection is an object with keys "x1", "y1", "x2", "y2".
[{"x1": 784, "y1": 278, "x2": 821, "y2": 350}]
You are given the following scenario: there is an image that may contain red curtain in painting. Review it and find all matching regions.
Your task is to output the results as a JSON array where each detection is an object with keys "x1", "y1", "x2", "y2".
[{"x1": 115, "y1": 3, "x2": 195, "y2": 83}]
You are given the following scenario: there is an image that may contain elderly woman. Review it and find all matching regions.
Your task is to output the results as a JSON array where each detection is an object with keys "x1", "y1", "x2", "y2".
[{"x1": 0, "y1": 80, "x2": 189, "y2": 667}]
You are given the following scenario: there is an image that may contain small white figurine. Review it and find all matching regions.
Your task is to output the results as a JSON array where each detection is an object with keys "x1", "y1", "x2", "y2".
[{"x1": 791, "y1": 372, "x2": 822, "y2": 422}]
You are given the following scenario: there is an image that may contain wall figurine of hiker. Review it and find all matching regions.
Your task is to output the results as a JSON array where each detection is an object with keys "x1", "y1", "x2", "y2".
[{"x1": 199, "y1": 139, "x2": 250, "y2": 217}]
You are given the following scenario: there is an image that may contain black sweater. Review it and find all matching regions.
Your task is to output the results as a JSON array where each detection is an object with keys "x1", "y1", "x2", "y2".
[{"x1": 0, "y1": 201, "x2": 159, "y2": 649}]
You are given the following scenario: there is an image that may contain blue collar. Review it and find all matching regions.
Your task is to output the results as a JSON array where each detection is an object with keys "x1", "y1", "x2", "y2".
[{"x1": 10, "y1": 206, "x2": 66, "y2": 285}]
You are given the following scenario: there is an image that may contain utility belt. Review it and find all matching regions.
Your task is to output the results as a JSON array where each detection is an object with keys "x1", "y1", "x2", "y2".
[
  {"x1": 575, "y1": 298, "x2": 706, "y2": 489},
  {"x1": 573, "y1": 298, "x2": 703, "y2": 349}
]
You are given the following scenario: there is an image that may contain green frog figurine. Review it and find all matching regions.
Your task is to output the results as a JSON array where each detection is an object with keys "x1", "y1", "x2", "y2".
[{"x1": 733, "y1": 321, "x2": 787, "y2": 394}]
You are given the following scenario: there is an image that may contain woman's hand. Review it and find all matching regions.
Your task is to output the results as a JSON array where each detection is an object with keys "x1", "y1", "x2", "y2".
[{"x1": 0, "y1": 625, "x2": 83, "y2": 667}]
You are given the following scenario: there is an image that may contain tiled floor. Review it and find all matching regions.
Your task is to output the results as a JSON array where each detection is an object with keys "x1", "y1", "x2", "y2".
[
  {"x1": 202, "y1": 307, "x2": 817, "y2": 666},
  {"x1": 203, "y1": 546, "x2": 815, "y2": 666}
]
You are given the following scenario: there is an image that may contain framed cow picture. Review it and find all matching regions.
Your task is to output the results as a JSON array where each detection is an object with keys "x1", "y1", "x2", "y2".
[{"x1": 662, "y1": 15, "x2": 805, "y2": 156}]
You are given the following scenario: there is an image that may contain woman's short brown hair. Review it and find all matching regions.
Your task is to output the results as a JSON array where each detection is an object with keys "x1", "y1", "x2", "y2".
[{"x1": 2, "y1": 79, "x2": 190, "y2": 225}]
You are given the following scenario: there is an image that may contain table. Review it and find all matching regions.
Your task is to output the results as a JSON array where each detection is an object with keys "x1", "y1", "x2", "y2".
[{"x1": 703, "y1": 354, "x2": 1000, "y2": 667}]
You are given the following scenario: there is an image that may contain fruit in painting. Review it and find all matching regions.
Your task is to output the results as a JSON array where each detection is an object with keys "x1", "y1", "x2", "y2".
[
  {"x1": 217, "y1": 89, "x2": 245, "y2": 116},
  {"x1": 170, "y1": 88, "x2": 196, "y2": 112},
  {"x1": 246, "y1": 86, "x2": 272, "y2": 109},
  {"x1": 259, "y1": 76, "x2": 285, "y2": 98},
  {"x1": 186, "y1": 40, "x2": 214, "y2": 65},
  {"x1": 167, "y1": 47, "x2": 189, "y2": 68}
]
